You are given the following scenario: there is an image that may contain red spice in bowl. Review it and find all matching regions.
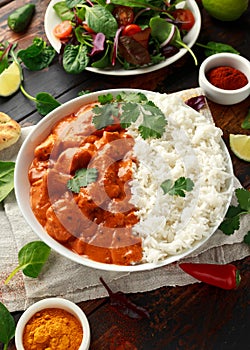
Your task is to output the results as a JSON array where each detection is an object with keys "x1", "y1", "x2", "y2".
[{"x1": 206, "y1": 66, "x2": 248, "y2": 90}]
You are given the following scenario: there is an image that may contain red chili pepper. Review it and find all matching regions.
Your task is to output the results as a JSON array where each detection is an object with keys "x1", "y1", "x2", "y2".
[{"x1": 179, "y1": 263, "x2": 241, "y2": 290}]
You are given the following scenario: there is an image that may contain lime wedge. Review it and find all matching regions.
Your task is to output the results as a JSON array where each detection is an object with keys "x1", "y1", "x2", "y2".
[
  {"x1": 0, "y1": 62, "x2": 21, "y2": 97},
  {"x1": 229, "y1": 134, "x2": 250, "y2": 162}
]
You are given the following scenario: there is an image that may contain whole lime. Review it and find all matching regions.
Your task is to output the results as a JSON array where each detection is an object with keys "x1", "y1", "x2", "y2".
[{"x1": 202, "y1": 0, "x2": 249, "y2": 21}]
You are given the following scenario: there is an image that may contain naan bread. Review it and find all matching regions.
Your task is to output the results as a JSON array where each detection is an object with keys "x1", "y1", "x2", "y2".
[{"x1": 0, "y1": 112, "x2": 21, "y2": 151}]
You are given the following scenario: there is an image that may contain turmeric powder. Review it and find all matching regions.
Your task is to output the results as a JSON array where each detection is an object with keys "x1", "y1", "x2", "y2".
[{"x1": 22, "y1": 308, "x2": 83, "y2": 350}]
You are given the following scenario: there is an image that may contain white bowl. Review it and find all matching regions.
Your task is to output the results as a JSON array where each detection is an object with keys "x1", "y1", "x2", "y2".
[
  {"x1": 44, "y1": 0, "x2": 201, "y2": 76},
  {"x1": 14, "y1": 89, "x2": 234, "y2": 272},
  {"x1": 15, "y1": 297, "x2": 90, "y2": 350},
  {"x1": 199, "y1": 53, "x2": 250, "y2": 105}
]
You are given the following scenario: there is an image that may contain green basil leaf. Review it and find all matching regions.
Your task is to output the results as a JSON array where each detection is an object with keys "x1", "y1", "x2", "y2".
[
  {"x1": 0, "y1": 161, "x2": 15, "y2": 202},
  {"x1": 0, "y1": 302, "x2": 15, "y2": 346}
]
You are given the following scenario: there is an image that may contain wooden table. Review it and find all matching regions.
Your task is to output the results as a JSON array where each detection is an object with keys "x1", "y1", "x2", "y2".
[{"x1": 1, "y1": 1, "x2": 249, "y2": 349}]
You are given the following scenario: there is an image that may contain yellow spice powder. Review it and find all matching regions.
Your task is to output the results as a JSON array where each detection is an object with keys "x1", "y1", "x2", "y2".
[{"x1": 22, "y1": 308, "x2": 83, "y2": 350}]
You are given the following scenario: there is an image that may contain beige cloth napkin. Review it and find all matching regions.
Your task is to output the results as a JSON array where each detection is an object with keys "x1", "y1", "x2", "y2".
[{"x1": 0, "y1": 89, "x2": 249, "y2": 312}]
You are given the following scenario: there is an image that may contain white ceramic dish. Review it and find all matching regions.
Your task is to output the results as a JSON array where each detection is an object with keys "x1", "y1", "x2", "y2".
[
  {"x1": 14, "y1": 88, "x2": 234, "y2": 272},
  {"x1": 199, "y1": 53, "x2": 250, "y2": 105},
  {"x1": 44, "y1": 0, "x2": 201, "y2": 76},
  {"x1": 15, "y1": 297, "x2": 90, "y2": 350}
]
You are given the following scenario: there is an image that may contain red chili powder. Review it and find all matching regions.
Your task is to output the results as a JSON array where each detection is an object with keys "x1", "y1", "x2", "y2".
[{"x1": 206, "y1": 66, "x2": 248, "y2": 90}]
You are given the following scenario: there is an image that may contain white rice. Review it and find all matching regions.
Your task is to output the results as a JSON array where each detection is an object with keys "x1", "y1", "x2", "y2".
[{"x1": 126, "y1": 93, "x2": 232, "y2": 264}]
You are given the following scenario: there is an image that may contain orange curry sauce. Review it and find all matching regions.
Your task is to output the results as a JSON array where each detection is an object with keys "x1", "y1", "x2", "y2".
[{"x1": 28, "y1": 102, "x2": 142, "y2": 265}]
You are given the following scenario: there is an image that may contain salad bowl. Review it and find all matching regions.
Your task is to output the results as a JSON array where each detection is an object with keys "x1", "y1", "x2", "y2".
[
  {"x1": 44, "y1": 0, "x2": 201, "y2": 76},
  {"x1": 14, "y1": 88, "x2": 234, "y2": 272}
]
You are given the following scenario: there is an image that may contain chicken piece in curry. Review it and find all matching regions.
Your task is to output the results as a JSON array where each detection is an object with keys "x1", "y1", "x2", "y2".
[{"x1": 28, "y1": 102, "x2": 142, "y2": 265}]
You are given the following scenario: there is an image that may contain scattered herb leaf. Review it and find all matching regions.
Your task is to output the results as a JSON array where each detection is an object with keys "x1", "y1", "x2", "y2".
[
  {"x1": 219, "y1": 188, "x2": 250, "y2": 235},
  {"x1": 17, "y1": 37, "x2": 56, "y2": 71},
  {"x1": 67, "y1": 168, "x2": 98, "y2": 193},
  {"x1": 0, "y1": 302, "x2": 15, "y2": 350},
  {"x1": 185, "y1": 95, "x2": 206, "y2": 111},
  {"x1": 0, "y1": 161, "x2": 15, "y2": 202},
  {"x1": 196, "y1": 41, "x2": 240, "y2": 57},
  {"x1": 161, "y1": 177, "x2": 194, "y2": 197},
  {"x1": 20, "y1": 85, "x2": 61, "y2": 116},
  {"x1": 100, "y1": 277, "x2": 150, "y2": 320},
  {"x1": 243, "y1": 231, "x2": 250, "y2": 245},
  {"x1": 241, "y1": 109, "x2": 250, "y2": 130},
  {"x1": 92, "y1": 92, "x2": 167, "y2": 139},
  {"x1": 5, "y1": 241, "x2": 51, "y2": 284}
]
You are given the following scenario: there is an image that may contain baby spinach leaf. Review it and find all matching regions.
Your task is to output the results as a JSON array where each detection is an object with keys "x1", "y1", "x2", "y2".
[
  {"x1": 241, "y1": 109, "x2": 250, "y2": 130},
  {"x1": 5, "y1": 241, "x2": 51, "y2": 284},
  {"x1": 161, "y1": 177, "x2": 194, "y2": 197},
  {"x1": 67, "y1": 168, "x2": 98, "y2": 193},
  {"x1": 35, "y1": 92, "x2": 61, "y2": 116},
  {"x1": 0, "y1": 302, "x2": 15, "y2": 349},
  {"x1": 20, "y1": 85, "x2": 61, "y2": 116},
  {"x1": 196, "y1": 41, "x2": 240, "y2": 57},
  {"x1": 84, "y1": 5, "x2": 118, "y2": 38},
  {"x1": 17, "y1": 37, "x2": 56, "y2": 71},
  {"x1": 0, "y1": 161, "x2": 15, "y2": 203},
  {"x1": 53, "y1": 1, "x2": 74, "y2": 20},
  {"x1": 63, "y1": 44, "x2": 89, "y2": 74}
]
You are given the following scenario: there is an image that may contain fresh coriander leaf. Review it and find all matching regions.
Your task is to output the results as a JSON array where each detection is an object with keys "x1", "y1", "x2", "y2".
[
  {"x1": 67, "y1": 168, "x2": 98, "y2": 193},
  {"x1": 225, "y1": 205, "x2": 243, "y2": 218},
  {"x1": 92, "y1": 103, "x2": 119, "y2": 129},
  {"x1": 243, "y1": 231, "x2": 250, "y2": 245},
  {"x1": 235, "y1": 188, "x2": 250, "y2": 211},
  {"x1": 117, "y1": 92, "x2": 148, "y2": 103},
  {"x1": 5, "y1": 241, "x2": 51, "y2": 284},
  {"x1": 78, "y1": 90, "x2": 91, "y2": 96},
  {"x1": 119, "y1": 102, "x2": 140, "y2": 128},
  {"x1": 138, "y1": 102, "x2": 167, "y2": 139},
  {"x1": 98, "y1": 93, "x2": 114, "y2": 104},
  {"x1": 0, "y1": 161, "x2": 15, "y2": 202},
  {"x1": 161, "y1": 177, "x2": 194, "y2": 197},
  {"x1": 241, "y1": 109, "x2": 250, "y2": 130},
  {"x1": 219, "y1": 215, "x2": 240, "y2": 235},
  {"x1": 0, "y1": 302, "x2": 15, "y2": 348}
]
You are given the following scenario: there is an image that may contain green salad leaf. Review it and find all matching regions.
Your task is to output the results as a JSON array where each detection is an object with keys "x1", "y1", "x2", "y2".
[{"x1": 0, "y1": 161, "x2": 15, "y2": 203}]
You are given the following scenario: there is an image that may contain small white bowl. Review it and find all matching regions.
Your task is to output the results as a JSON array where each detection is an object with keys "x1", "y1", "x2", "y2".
[
  {"x1": 199, "y1": 53, "x2": 250, "y2": 105},
  {"x1": 15, "y1": 297, "x2": 91, "y2": 350}
]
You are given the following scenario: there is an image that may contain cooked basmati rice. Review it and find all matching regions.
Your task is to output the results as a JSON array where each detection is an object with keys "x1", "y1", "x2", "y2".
[{"x1": 127, "y1": 92, "x2": 232, "y2": 264}]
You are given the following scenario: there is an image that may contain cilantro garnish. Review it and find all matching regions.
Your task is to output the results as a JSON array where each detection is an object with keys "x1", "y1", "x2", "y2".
[
  {"x1": 67, "y1": 168, "x2": 98, "y2": 193},
  {"x1": 243, "y1": 231, "x2": 250, "y2": 245},
  {"x1": 161, "y1": 177, "x2": 194, "y2": 197},
  {"x1": 219, "y1": 188, "x2": 250, "y2": 235},
  {"x1": 92, "y1": 92, "x2": 167, "y2": 139}
]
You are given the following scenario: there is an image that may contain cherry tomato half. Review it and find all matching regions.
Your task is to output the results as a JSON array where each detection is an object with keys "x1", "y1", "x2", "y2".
[
  {"x1": 53, "y1": 20, "x2": 73, "y2": 39},
  {"x1": 122, "y1": 24, "x2": 141, "y2": 36},
  {"x1": 113, "y1": 6, "x2": 134, "y2": 27},
  {"x1": 172, "y1": 9, "x2": 195, "y2": 31},
  {"x1": 82, "y1": 22, "x2": 95, "y2": 34}
]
